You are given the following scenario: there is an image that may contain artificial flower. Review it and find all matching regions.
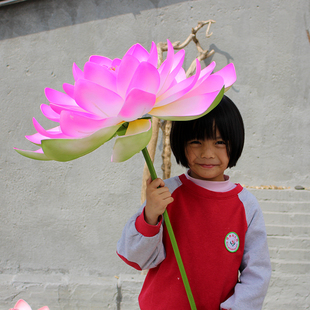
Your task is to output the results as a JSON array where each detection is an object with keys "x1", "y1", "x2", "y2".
[
  {"x1": 15, "y1": 40, "x2": 236, "y2": 162},
  {"x1": 9, "y1": 299, "x2": 49, "y2": 310}
]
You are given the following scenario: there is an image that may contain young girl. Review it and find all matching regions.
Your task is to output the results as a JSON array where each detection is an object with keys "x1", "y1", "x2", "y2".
[{"x1": 117, "y1": 95, "x2": 271, "y2": 310}]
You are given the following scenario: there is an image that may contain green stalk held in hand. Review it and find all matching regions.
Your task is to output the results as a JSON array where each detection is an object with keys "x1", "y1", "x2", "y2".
[{"x1": 142, "y1": 147, "x2": 197, "y2": 310}]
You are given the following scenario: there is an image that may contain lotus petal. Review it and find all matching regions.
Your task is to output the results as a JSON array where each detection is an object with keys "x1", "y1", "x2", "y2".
[
  {"x1": 154, "y1": 75, "x2": 195, "y2": 107},
  {"x1": 41, "y1": 123, "x2": 123, "y2": 161},
  {"x1": 40, "y1": 104, "x2": 60, "y2": 122},
  {"x1": 84, "y1": 61, "x2": 117, "y2": 92},
  {"x1": 14, "y1": 148, "x2": 52, "y2": 161},
  {"x1": 74, "y1": 79, "x2": 123, "y2": 118},
  {"x1": 89, "y1": 55, "x2": 112, "y2": 67},
  {"x1": 26, "y1": 126, "x2": 70, "y2": 145},
  {"x1": 154, "y1": 59, "x2": 201, "y2": 108},
  {"x1": 72, "y1": 63, "x2": 84, "y2": 81},
  {"x1": 112, "y1": 119, "x2": 152, "y2": 162},
  {"x1": 181, "y1": 75, "x2": 224, "y2": 99},
  {"x1": 49, "y1": 102, "x2": 89, "y2": 115},
  {"x1": 9, "y1": 299, "x2": 49, "y2": 310},
  {"x1": 157, "y1": 40, "x2": 175, "y2": 94},
  {"x1": 212, "y1": 63, "x2": 236, "y2": 88},
  {"x1": 32, "y1": 119, "x2": 70, "y2": 139},
  {"x1": 186, "y1": 87, "x2": 224, "y2": 120},
  {"x1": 189, "y1": 61, "x2": 216, "y2": 91},
  {"x1": 125, "y1": 43, "x2": 150, "y2": 62},
  {"x1": 174, "y1": 67, "x2": 186, "y2": 83},
  {"x1": 126, "y1": 62, "x2": 160, "y2": 94},
  {"x1": 198, "y1": 61, "x2": 216, "y2": 81},
  {"x1": 60, "y1": 111, "x2": 122, "y2": 137},
  {"x1": 117, "y1": 55, "x2": 140, "y2": 99},
  {"x1": 26, "y1": 132, "x2": 50, "y2": 145},
  {"x1": 118, "y1": 89, "x2": 156, "y2": 121},
  {"x1": 10, "y1": 299, "x2": 32, "y2": 310},
  {"x1": 62, "y1": 83, "x2": 75, "y2": 98},
  {"x1": 111, "y1": 58, "x2": 121, "y2": 71},
  {"x1": 146, "y1": 42, "x2": 158, "y2": 68},
  {"x1": 149, "y1": 87, "x2": 224, "y2": 121},
  {"x1": 45, "y1": 88, "x2": 77, "y2": 107},
  {"x1": 157, "y1": 49, "x2": 185, "y2": 96}
]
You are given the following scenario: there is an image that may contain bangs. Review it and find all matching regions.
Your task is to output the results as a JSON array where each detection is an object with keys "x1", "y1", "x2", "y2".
[
  {"x1": 179, "y1": 104, "x2": 229, "y2": 144},
  {"x1": 185, "y1": 117, "x2": 221, "y2": 143}
]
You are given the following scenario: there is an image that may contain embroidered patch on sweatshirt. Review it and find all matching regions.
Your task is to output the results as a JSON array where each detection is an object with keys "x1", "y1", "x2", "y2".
[{"x1": 225, "y1": 232, "x2": 240, "y2": 252}]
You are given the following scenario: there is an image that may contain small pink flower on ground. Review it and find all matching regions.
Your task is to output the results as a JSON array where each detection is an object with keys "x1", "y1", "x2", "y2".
[{"x1": 9, "y1": 299, "x2": 49, "y2": 310}]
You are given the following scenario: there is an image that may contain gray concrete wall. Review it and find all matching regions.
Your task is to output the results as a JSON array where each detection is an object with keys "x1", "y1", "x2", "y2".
[
  {"x1": 1, "y1": 188, "x2": 309, "y2": 309},
  {"x1": 1, "y1": 0, "x2": 310, "y2": 309}
]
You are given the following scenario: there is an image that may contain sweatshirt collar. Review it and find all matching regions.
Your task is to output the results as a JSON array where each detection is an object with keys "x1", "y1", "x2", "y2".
[{"x1": 185, "y1": 169, "x2": 236, "y2": 192}]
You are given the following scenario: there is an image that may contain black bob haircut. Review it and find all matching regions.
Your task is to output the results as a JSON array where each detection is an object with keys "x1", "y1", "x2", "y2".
[{"x1": 170, "y1": 95, "x2": 244, "y2": 169}]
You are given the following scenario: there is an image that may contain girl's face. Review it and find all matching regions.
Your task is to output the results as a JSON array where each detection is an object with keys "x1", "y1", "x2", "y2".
[{"x1": 185, "y1": 129, "x2": 229, "y2": 182}]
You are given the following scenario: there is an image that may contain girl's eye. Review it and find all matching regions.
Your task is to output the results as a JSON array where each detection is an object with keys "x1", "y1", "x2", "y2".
[
  {"x1": 188, "y1": 140, "x2": 201, "y2": 145},
  {"x1": 216, "y1": 140, "x2": 226, "y2": 145}
]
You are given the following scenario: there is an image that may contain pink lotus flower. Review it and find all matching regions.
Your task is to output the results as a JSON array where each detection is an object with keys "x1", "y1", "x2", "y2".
[
  {"x1": 15, "y1": 40, "x2": 236, "y2": 162},
  {"x1": 9, "y1": 299, "x2": 49, "y2": 310}
]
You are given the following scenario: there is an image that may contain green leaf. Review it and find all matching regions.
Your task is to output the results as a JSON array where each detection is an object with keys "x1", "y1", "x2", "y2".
[
  {"x1": 14, "y1": 148, "x2": 53, "y2": 161},
  {"x1": 41, "y1": 123, "x2": 123, "y2": 162},
  {"x1": 112, "y1": 120, "x2": 152, "y2": 162}
]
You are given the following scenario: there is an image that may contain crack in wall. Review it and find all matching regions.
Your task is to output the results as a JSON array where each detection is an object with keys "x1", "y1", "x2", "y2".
[{"x1": 116, "y1": 281, "x2": 122, "y2": 310}]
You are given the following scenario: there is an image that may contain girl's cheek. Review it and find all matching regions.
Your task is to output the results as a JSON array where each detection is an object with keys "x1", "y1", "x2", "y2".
[{"x1": 186, "y1": 147, "x2": 199, "y2": 159}]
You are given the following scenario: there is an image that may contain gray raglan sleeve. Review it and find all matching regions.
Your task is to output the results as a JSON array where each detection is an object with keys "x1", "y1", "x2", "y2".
[
  {"x1": 220, "y1": 189, "x2": 272, "y2": 310},
  {"x1": 116, "y1": 202, "x2": 166, "y2": 271},
  {"x1": 117, "y1": 176, "x2": 181, "y2": 271}
]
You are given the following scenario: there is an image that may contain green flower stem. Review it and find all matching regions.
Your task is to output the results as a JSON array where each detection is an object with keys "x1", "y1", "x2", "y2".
[{"x1": 141, "y1": 147, "x2": 197, "y2": 310}]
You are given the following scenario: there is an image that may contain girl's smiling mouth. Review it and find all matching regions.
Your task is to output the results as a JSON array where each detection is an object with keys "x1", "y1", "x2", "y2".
[{"x1": 199, "y1": 163, "x2": 218, "y2": 168}]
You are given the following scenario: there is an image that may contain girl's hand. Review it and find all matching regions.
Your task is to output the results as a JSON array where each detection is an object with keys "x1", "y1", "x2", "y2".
[{"x1": 144, "y1": 177, "x2": 174, "y2": 225}]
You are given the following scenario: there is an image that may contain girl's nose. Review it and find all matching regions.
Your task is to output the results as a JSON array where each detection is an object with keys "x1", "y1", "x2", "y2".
[{"x1": 201, "y1": 146, "x2": 215, "y2": 158}]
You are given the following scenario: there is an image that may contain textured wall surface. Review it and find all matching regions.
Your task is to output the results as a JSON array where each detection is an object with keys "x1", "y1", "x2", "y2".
[
  {"x1": 1, "y1": 188, "x2": 309, "y2": 309},
  {"x1": 0, "y1": 0, "x2": 309, "y2": 309}
]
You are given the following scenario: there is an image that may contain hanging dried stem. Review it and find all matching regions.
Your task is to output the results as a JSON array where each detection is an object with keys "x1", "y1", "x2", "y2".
[
  {"x1": 157, "y1": 20, "x2": 216, "y2": 66},
  {"x1": 161, "y1": 120, "x2": 172, "y2": 180},
  {"x1": 140, "y1": 20, "x2": 216, "y2": 203}
]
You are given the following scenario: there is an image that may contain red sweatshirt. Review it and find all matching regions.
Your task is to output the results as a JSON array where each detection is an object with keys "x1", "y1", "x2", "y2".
[{"x1": 117, "y1": 174, "x2": 271, "y2": 310}]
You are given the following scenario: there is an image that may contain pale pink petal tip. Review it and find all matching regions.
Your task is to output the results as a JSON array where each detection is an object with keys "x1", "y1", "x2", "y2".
[
  {"x1": 14, "y1": 147, "x2": 44, "y2": 153},
  {"x1": 10, "y1": 299, "x2": 49, "y2": 310},
  {"x1": 11, "y1": 299, "x2": 32, "y2": 310},
  {"x1": 213, "y1": 63, "x2": 236, "y2": 88},
  {"x1": 72, "y1": 62, "x2": 84, "y2": 81}
]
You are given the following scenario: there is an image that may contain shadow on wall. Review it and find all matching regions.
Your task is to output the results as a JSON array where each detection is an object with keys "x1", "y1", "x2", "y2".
[
  {"x1": 205, "y1": 44, "x2": 239, "y2": 93},
  {"x1": 0, "y1": 0, "x2": 189, "y2": 40}
]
